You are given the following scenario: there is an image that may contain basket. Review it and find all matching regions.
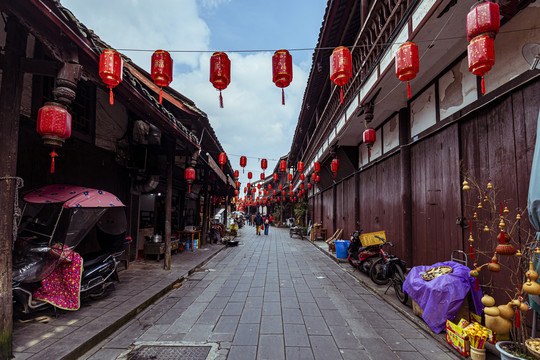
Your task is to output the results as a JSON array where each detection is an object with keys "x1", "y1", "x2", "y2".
[
  {"x1": 421, "y1": 266, "x2": 453, "y2": 281},
  {"x1": 526, "y1": 339, "x2": 540, "y2": 359}
]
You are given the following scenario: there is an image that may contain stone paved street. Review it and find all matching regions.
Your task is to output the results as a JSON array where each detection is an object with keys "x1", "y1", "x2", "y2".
[{"x1": 82, "y1": 225, "x2": 461, "y2": 360}]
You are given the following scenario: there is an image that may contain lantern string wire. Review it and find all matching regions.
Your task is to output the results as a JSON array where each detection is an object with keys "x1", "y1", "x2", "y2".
[{"x1": 111, "y1": 27, "x2": 540, "y2": 54}]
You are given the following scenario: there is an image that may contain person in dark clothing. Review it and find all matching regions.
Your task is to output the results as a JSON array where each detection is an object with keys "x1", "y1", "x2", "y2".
[
  {"x1": 254, "y1": 212, "x2": 264, "y2": 235},
  {"x1": 263, "y1": 215, "x2": 270, "y2": 235}
]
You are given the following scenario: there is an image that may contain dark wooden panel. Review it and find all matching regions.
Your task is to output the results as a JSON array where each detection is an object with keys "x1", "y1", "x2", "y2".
[
  {"x1": 343, "y1": 177, "x2": 356, "y2": 237},
  {"x1": 335, "y1": 182, "x2": 344, "y2": 233},
  {"x1": 322, "y1": 189, "x2": 334, "y2": 235}
]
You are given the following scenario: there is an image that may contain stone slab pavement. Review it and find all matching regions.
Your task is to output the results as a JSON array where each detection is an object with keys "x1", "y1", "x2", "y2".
[
  {"x1": 11, "y1": 242, "x2": 226, "y2": 360},
  {"x1": 78, "y1": 225, "x2": 465, "y2": 360}
]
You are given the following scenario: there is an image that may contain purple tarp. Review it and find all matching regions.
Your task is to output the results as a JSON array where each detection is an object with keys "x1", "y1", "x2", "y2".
[{"x1": 403, "y1": 261, "x2": 484, "y2": 333}]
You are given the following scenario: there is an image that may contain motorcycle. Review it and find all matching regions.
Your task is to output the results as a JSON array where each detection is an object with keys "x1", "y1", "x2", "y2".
[
  {"x1": 347, "y1": 230, "x2": 384, "y2": 273},
  {"x1": 12, "y1": 184, "x2": 129, "y2": 314}
]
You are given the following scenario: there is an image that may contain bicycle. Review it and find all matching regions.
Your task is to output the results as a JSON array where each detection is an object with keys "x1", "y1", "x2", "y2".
[{"x1": 369, "y1": 241, "x2": 409, "y2": 304}]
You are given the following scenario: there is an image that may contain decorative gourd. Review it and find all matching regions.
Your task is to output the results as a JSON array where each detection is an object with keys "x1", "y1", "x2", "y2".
[
  {"x1": 519, "y1": 302, "x2": 530, "y2": 312},
  {"x1": 498, "y1": 303, "x2": 515, "y2": 320},
  {"x1": 484, "y1": 306, "x2": 500, "y2": 317},
  {"x1": 485, "y1": 314, "x2": 512, "y2": 335},
  {"x1": 523, "y1": 261, "x2": 540, "y2": 295},
  {"x1": 481, "y1": 295, "x2": 496, "y2": 307}
]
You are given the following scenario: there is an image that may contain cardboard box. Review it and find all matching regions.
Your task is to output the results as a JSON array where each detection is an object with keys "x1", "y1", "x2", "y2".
[
  {"x1": 446, "y1": 318, "x2": 470, "y2": 356},
  {"x1": 469, "y1": 312, "x2": 509, "y2": 344}
]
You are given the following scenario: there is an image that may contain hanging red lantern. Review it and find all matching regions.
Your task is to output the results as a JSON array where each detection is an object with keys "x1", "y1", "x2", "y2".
[
  {"x1": 37, "y1": 103, "x2": 72, "y2": 173},
  {"x1": 280, "y1": 160, "x2": 287, "y2": 173},
  {"x1": 315, "y1": 175, "x2": 320, "y2": 183},
  {"x1": 235, "y1": 181, "x2": 240, "y2": 189},
  {"x1": 268, "y1": 184, "x2": 272, "y2": 190},
  {"x1": 300, "y1": 183, "x2": 304, "y2": 190},
  {"x1": 311, "y1": 173, "x2": 317, "y2": 182},
  {"x1": 184, "y1": 167, "x2": 196, "y2": 193},
  {"x1": 272, "y1": 49, "x2": 293, "y2": 105},
  {"x1": 234, "y1": 170, "x2": 239, "y2": 179},
  {"x1": 288, "y1": 173, "x2": 293, "y2": 182},
  {"x1": 279, "y1": 184, "x2": 283, "y2": 191},
  {"x1": 467, "y1": 1, "x2": 500, "y2": 42},
  {"x1": 273, "y1": 173, "x2": 278, "y2": 183},
  {"x1": 218, "y1": 152, "x2": 227, "y2": 171},
  {"x1": 363, "y1": 129, "x2": 376, "y2": 158},
  {"x1": 308, "y1": 183, "x2": 312, "y2": 190},
  {"x1": 244, "y1": 187, "x2": 247, "y2": 194},
  {"x1": 289, "y1": 191, "x2": 294, "y2": 197},
  {"x1": 240, "y1": 156, "x2": 247, "y2": 173},
  {"x1": 273, "y1": 190, "x2": 277, "y2": 196},
  {"x1": 330, "y1": 46, "x2": 352, "y2": 103},
  {"x1": 247, "y1": 182, "x2": 251, "y2": 189},
  {"x1": 261, "y1": 158, "x2": 268, "y2": 171},
  {"x1": 210, "y1": 52, "x2": 231, "y2": 108},
  {"x1": 248, "y1": 171, "x2": 253, "y2": 180},
  {"x1": 395, "y1": 42, "x2": 419, "y2": 98},
  {"x1": 289, "y1": 184, "x2": 293, "y2": 190},
  {"x1": 314, "y1": 162, "x2": 320, "y2": 173},
  {"x1": 151, "y1": 50, "x2": 173, "y2": 104},
  {"x1": 331, "y1": 158, "x2": 340, "y2": 178},
  {"x1": 234, "y1": 190, "x2": 239, "y2": 195},
  {"x1": 99, "y1": 49, "x2": 123, "y2": 105},
  {"x1": 297, "y1": 161, "x2": 304, "y2": 173},
  {"x1": 257, "y1": 184, "x2": 261, "y2": 189},
  {"x1": 468, "y1": 35, "x2": 495, "y2": 94},
  {"x1": 260, "y1": 173, "x2": 265, "y2": 181},
  {"x1": 300, "y1": 173, "x2": 305, "y2": 181}
]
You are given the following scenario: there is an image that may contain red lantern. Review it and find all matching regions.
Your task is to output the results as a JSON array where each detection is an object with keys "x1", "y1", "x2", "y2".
[
  {"x1": 261, "y1": 158, "x2": 268, "y2": 171},
  {"x1": 37, "y1": 103, "x2": 72, "y2": 173},
  {"x1": 279, "y1": 184, "x2": 283, "y2": 191},
  {"x1": 268, "y1": 184, "x2": 272, "y2": 190},
  {"x1": 467, "y1": 1, "x2": 500, "y2": 42},
  {"x1": 257, "y1": 184, "x2": 261, "y2": 189},
  {"x1": 280, "y1": 160, "x2": 287, "y2": 173},
  {"x1": 218, "y1": 152, "x2": 227, "y2": 171},
  {"x1": 363, "y1": 129, "x2": 376, "y2": 158},
  {"x1": 247, "y1": 182, "x2": 251, "y2": 189},
  {"x1": 273, "y1": 173, "x2": 278, "y2": 183},
  {"x1": 330, "y1": 46, "x2": 352, "y2": 103},
  {"x1": 288, "y1": 173, "x2": 293, "y2": 182},
  {"x1": 240, "y1": 156, "x2": 247, "y2": 173},
  {"x1": 184, "y1": 167, "x2": 196, "y2": 193},
  {"x1": 331, "y1": 158, "x2": 340, "y2": 178},
  {"x1": 311, "y1": 173, "x2": 317, "y2": 181},
  {"x1": 468, "y1": 35, "x2": 495, "y2": 94},
  {"x1": 289, "y1": 184, "x2": 293, "y2": 190},
  {"x1": 297, "y1": 161, "x2": 304, "y2": 173},
  {"x1": 395, "y1": 42, "x2": 419, "y2": 98},
  {"x1": 300, "y1": 183, "x2": 304, "y2": 190},
  {"x1": 210, "y1": 51, "x2": 231, "y2": 108},
  {"x1": 236, "y1": 181, "x2": 240, "y2": 189},
  {"x1": 99, "y1": 49, "x2": 123, "y2": 105},
  {"x1": 308, "y1": 183, "x2": 312, "y2": 190},
  {"x1": 314, "y1": 162, "x2": 320, "y2": 173},
  {"x1": 300, "y1": 173, "x2": 305, "y2": 181},
  {"x1": 289, "y1": 191, "x2": 294, "y2": 197},
  {"x1": 315, "y1": 175, "x2": 320, "y2": 183},
  {"x1": 244, "y1": 187, "x2": 247, "y2": 194},
  {"x1": 273, "y1": 190, "x2": 277, "y2": 196},
  {"x1": 272, "y1": 49, "x2": 293, "y2": 105},
  {"x1": 234, "y1": 190, "x2": 239, "y2": 195},
  {"x1": 234, "y1": 170, "x2": 239, "y2": 179},
  {"x1": 248, "y1": 172, "x2": 253, "y2": 180},
  {"x1": 151, "y1": 50, "x2": 173, "y2": 104},
  {"x1": 260, "y1": 173, "x2": 265, "y2": 181}
]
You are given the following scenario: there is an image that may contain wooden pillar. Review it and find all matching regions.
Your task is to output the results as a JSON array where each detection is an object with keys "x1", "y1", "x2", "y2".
[
  {"x1": 355, "y1": 171, "x2": 360, "y2": 230},
  {"x1": 399, "y1": 107, "x2": 413, "y2": 265},
  {"x1": 0, "y1": 16, "x2": 26, "y2": 359},
  {"x1": 332, "y1": 182, "x2": 337, "y2": 232},
  {"x1": 164, "y1": 141, "x2": 173, "y2": 270}
]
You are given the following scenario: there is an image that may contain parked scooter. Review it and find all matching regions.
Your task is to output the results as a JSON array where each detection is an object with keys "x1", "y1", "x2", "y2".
[
  {"x1": 347, "y1": 230, "x2": 384, "y2": 273},
  {"x1": 12, "y1": 184, "x2": 129, "y2": 314}
]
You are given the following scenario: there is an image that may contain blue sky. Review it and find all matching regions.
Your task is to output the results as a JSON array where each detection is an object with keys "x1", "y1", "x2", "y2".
[{"x1": 61, "y1": 0, "x2": 327, "y2": 190}]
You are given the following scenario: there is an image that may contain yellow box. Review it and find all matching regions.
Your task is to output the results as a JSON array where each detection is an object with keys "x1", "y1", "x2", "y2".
[
  {"x1": 446, "y1": 319, "x2": 470, "y2": 356},
  {"x1": 360, "y1": 231, "x2": 386, "y2": 247},
  {"x1": 469, "y1": 312, "x2": 509, "y2": 344}
]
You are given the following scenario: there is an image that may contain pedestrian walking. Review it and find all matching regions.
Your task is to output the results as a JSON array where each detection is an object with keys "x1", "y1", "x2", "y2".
[
  {"x1": 254, "y1": 212, "x2": 263, "y2": 235},
  {"x1": 263, "y1": 215, "x2": 270, "y2": 235}
]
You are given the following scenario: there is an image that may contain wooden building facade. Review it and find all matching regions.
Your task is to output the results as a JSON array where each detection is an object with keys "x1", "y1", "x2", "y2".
[{"x1": 288, "y1": 0, "x2": 540, "y2": 268}]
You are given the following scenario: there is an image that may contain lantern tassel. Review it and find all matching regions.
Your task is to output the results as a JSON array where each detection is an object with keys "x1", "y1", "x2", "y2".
[
  {"x1": 481, "y1": 77, "x2": 486, "y2": 94},
  {"x1": 407, "y1": 82, "x2": 411, "y2": 98},
  {"x1": 188, "y1": 184, "x2": 192, "y2": 193},
  {"x1": 109, "y1": 88, "x2": 114, "y2": 105},
  {"x1": 515, "y1": 310, "x2": 520, "y2": 328},
  {"x1": 159, "y1": 88, "x2": 163, "y2": 104},
  {"x1": 219, "y1": 91, "x2": 224, "y2": 108},
  {"x1": 474, "y1": 277, "x2": 479, "y2": 291},
  {"x1": 469, "y1": 244, "x2": 475, "y2": 259},
  {"x1": 340, "y1": 87, "x2": 343, "y2": 103},
  {"x1": 282, "y1": 88, "x2": 285, "y2": 105},
  {"x1": 221, "y1": 165, "x2": 223, "y2": 171},
  {"x1": 50, "y1": 149, "x2": 58, "y2": 174}
]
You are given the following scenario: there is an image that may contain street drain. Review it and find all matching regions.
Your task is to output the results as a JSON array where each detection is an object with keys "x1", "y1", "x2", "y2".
[{"x1": 126, "y1": 345, "x2": 212, "y2": 360}]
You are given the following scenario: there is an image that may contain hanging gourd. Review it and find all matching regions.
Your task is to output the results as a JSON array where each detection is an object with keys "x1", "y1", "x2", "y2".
[
  {"x1": 151, "y1": 50, "x2": 173, "y2": 104},
  {"x1": 184, "y1": 167, "x2": 196, "y2": 193},
  {"x1": 218, "y1": 152, "x2": 227, "y2": 171},
  {"x1": 99, "y1": 49, "x2": 123, "y2": 105},
  {"x1": 468, "y1": 35, "x2": 495, "y2": 94},
  {"x1": 37, "y1": 103, "x2": 72, "y2": 173},
  {"x1": 240, "y1": 156, "x2": 247, "y2": 173},
  {"x1": 261, "y1": 158, "x2": 268, "y2": 171},
  {"x1": 297, "y1": 161, "x2": 304, "y2": 173},
  {"x1": 331, "y1": 158, "x2": 340, "y2": 178},
  {"x1": 314, "y1": 161, "x2": 321, "y2": 173},
  {"x1": 467, "y1": 1, "x2": 500, "y2": 42},
  {"x1": 363, "y1": 129, "x2": 376, "y2": 158},
  {"x1": 272, "y1": 49, "x2": 293, "y2": 105},
  {"x1": 395, "y1": 42, "x2": 419, "y2": 98},
  {"x1": 330, "y1": 46, "x2": 352, "y2": 103},
  {"x1": 210, "y1": 51, "x2": 231, "y2": 108}
]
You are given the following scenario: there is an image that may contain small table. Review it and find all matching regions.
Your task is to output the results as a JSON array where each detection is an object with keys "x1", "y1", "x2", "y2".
[
  {"x1": 178, "y1": 230, "x2": 201, "y2": 251},
  {"x1": 311, "y1": 228, "x2": 327, "y2": 242},
  {"x1": 144, "y1": 239, "x2": 180, "y2": 261}
]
